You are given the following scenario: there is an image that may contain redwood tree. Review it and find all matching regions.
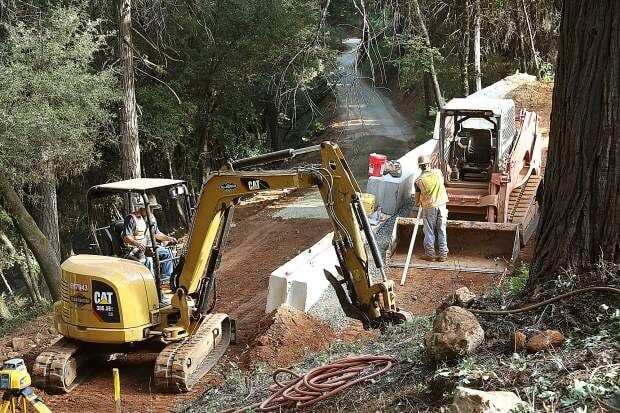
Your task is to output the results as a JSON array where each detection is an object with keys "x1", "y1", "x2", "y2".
[
  {"x1": 118, "y1": 0, "x2": 141, "y2": 179},
  {"x1": 531, "y1": 1, "x2": 619, "y2": 284}
]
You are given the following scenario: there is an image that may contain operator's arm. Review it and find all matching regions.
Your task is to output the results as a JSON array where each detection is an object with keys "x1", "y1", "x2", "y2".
[
  {"x1": 122, "y1": 215, "x2": 146, "y2": 251},
  {"x1": 151, "y1": 217, "x2": 177, "y2": 244}
]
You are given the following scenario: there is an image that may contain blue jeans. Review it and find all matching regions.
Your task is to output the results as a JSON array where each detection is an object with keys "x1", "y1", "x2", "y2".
[
  {"x1": 422, "y1": 204, "x2": 449, "y2": 258},
  {"x1": 144, "y1": 247, "x2": 174, "y2": 283}
]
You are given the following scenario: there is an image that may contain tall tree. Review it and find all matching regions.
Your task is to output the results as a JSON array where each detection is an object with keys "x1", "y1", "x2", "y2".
[
  {"x1": 521, "y1": 0, "x2": 541, "y2": 77},
  {"x1": 0, "y1": 7, "x2": 117, "y2": 293},
  {"x1": 473, "y1": 0, "x2": 482, "y2": 91},
  {"x1": 118, "y1": 0, "x2": 141, "y2": 179},
  {"x1": 0, "y1": 227, "x2": 42, "y2": 303},
  {"x1": 0, "y1": 178, "x2": 60, "y2": 300},
  {"x1": 411, "y1": 0, "x2": 444, "y2": 107},
  {"x1": 459, "y1": 0, "x2": 471, "y2": 96},
  {"x1": 530, "y1": 1, "x2": 619, "y2": 285}
]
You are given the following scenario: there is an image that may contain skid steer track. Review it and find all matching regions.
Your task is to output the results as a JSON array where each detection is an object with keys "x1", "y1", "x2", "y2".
[{"x1": 154, "y1": 313, "x2": 234, "y2": 392}]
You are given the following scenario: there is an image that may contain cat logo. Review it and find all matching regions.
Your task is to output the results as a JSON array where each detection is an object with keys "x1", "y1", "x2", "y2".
[
  {"x1": 94, "y1": 291, "x2": 114, "y2": 305},
  {"x1": 248, "y1": 180, "x2": 260, "y2": 190}
]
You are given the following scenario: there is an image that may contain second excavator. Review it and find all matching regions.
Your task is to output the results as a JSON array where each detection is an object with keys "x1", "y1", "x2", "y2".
[{"x1": 33, "y1": 142, "x2": 411, "y2": 393}]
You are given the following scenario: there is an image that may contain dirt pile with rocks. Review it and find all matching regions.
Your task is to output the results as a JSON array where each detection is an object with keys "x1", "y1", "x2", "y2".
[{"x1": 243, "y1": 306, "x2": 336, "y2": 368}]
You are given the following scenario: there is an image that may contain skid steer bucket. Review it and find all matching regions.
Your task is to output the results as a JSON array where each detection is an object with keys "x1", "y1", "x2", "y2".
[{"x1": 387, "y1": 217, "x2": 520, "y2": 274}]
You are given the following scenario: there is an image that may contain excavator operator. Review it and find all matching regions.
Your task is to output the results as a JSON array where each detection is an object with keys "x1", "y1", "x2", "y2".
[
  {"x1": 414, "y1": 155, "x2": 449, "y2": 262},
  {"x1": 123, "y1": 194, "x2": 177, "y2": 286}
]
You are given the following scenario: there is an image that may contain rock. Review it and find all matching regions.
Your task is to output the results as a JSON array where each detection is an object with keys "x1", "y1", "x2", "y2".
[
  {"x1": 425, "y1": 306, "x2": 484, "y2": 362},
  {"x1": 512, "y1": 331, "x2": 527, "y2": 352},
  {"x1": 451, "y1": 387, "x2": 524, "y2": 413},
  {"x1": 48, "y1": 327, "x2": 56, "y2": 335},
  {"x1": 526, "y1": 330, "x2": 565, "y2": 352},
  {"x1": 454, "y1": 287, "x2": 476, "y2": 306},
  {"x1": 255, "y1": 336, "x2": 271, "y2": 346},
  {"x1": 11, "y1": 337, "x2": 33, "y2": 351}
]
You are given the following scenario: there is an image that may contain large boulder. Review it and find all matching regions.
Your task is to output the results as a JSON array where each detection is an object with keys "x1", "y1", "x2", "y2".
[
  {"x1": 451, "y1": 387, "x2": 524, "y2": 413},
  {"x1": 425, "y1": 306, "x2": 484, "y2": 361}
]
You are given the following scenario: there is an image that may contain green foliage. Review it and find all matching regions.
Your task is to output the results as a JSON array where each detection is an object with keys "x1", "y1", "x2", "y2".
[
  {"x1": 388, "y1": 34, "x2": 443, "y2": 91},
  {"x1": 0, "y1": 6, "x2": 117, "y2": 183},
  {"x1": 508, "y1": 266, "x2": 529, "y2": 295},
  {"x1": 0, "y1": 298, "x2": 51, "y2": 337},
  {"x1": 412, "y1": 107, "x2": 437, "y2": 144}
]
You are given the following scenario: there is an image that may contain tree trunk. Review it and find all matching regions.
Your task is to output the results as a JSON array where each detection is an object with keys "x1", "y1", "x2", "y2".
[
  {"x1": 265, "y1": 98, "x2": 281, "y2": 151},
  {"x1": 0, "y1": 176, "x2": 60, "y2": 301},
  {"x1": 513, "y1": 5, "x2": 528, "y2": 73},
  {"x1": 411, "y1": 0, "x2": 444, "y2": 107},
  {"x1": 521, "y1": 0, "x2": 541, "y2": 77},
  {"x1": 530, "y1": 1, "x2": 619, "y2": 287},
  {"x1": 118, "y1": 0, "x2": 141, "y2": 180},
  {"x1": 473, "y1": 0, "x2": 482, "y2": 91},
  {"x1": 423, "y1": 72, "x2": 433, "y2": 118},
  {"x1": 35, "y1": 162, "x2": 61, "y2": 261},
  {"x1": 0, "y1": 228, "x2": 41, "y2": 303},
  {"x1": 460, "y1": 0, "x2": 470, "y2": 96}
]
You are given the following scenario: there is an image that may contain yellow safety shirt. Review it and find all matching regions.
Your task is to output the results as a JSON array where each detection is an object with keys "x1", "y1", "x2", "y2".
[{"x1": 415, "y1": 169, "x2": 448, "y2": 209}]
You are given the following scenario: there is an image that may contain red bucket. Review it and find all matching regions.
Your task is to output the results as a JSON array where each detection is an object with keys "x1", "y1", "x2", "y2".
[{"x1": 368, "y1": 153, "x2": 387, "y2": 177}]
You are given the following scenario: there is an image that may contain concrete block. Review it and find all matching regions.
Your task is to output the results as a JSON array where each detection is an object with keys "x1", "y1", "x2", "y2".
[{"x1": 265, "y1": 232, "x2": 337, "y2": 313}]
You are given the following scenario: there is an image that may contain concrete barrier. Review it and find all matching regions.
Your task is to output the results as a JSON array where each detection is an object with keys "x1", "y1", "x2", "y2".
[
  {"x1": 265, "y1": 232, "x2": 337, "y2": 313},
  {"x1": 366, "y1": 73, "x2": 537, "y2": 214}
]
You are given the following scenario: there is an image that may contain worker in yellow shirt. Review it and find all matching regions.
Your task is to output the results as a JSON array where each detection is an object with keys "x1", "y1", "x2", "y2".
[{"x1": 414, "y1": 155, "x2": 449, "y2": 262}]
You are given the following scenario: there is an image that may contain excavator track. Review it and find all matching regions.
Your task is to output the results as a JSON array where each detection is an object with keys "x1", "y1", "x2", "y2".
[
  {"x1": 32, "y1": 338, "x2": 94, "y2": 394},
  {"x1": 508, "y1": 174, "x2": 542, "y2": 224},
  {"x1": 154, "y1": 313, "x2": 234, "y2": 392}
]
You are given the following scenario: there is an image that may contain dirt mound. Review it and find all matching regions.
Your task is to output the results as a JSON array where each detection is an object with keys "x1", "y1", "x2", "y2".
[{"x1": 244, "y1": 306, "x2": 336, "y2": 368}]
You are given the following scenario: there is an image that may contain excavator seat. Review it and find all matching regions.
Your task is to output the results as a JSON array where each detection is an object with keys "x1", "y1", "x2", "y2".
[
  {"x1": 94, "y1": 227, "x2": 114, "y2": 256},
  {"x1": 109, "y1": 220, "x2": 131, "y2": 258}
]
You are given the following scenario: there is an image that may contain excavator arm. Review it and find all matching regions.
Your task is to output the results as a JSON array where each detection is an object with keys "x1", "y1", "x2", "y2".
[{"x1": 173, "y1": 142, "x2": 410, "y2": 330}]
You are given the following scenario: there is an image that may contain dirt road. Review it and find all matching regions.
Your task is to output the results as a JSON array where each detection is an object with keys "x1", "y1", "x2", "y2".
[
  {"x1": 333, "y1": 38, "x2": 414, "y2": 189},
  {"x1": 276, "y1": 38, "x2": 415, "y2": 219}
]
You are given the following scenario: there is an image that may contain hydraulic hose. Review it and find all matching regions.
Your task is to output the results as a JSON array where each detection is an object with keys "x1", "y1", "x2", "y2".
[
  {"x1": 469, "y1": 286, "x2": 620, "y2": 315},
  {"x1": 221, "y1": 355, "x2": 395, "y2": 412}
]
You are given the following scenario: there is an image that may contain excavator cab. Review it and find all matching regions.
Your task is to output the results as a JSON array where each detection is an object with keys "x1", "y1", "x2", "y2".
[{"x1": 86, "y1": 179, "x2": 193, "y2": 279}]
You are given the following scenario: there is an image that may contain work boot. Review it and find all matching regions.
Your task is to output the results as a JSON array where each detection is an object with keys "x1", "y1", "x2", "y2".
[
  {"x1": 436, "y1": 256, "x2": 447, "y2": 262},
  {"x1": 421, "y1": 255, "x2": 436, "y2": 262}
]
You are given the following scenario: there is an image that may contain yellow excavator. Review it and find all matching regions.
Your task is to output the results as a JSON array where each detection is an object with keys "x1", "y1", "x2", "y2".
[{"x1": 33, "y1": 142, "x2": 411, "y2": 393}]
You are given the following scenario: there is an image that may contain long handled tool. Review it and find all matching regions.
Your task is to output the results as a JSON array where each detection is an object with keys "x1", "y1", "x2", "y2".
[{"x1": 400, "y1": 207, "x2": 422, "y2": 286}]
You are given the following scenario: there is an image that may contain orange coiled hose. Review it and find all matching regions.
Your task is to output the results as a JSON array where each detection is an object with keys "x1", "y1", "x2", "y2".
[{"x1": 223, "y1": 354, "x2": 396, "y2": 412}]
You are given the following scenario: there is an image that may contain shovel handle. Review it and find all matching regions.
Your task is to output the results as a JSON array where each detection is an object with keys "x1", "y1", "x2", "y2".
[{"x1": 400, "y1": 207, "x2": 423, "y2": 286}]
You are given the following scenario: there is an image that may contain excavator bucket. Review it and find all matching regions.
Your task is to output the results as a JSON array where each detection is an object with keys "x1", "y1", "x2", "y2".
[{"x1": 387, "y1": 217, "x2": 521, "y2": 274}]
